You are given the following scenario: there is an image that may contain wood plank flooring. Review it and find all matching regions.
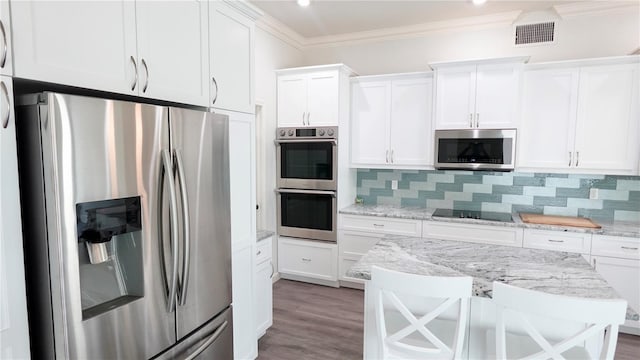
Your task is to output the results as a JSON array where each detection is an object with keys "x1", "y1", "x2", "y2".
[{"x1": 258, "y1": 279, "x2": 640, "y2": 360}]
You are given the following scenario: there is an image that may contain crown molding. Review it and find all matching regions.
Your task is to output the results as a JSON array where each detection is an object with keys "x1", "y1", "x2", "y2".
[
  {"x1": 223, "y1": 0, "x2": 263, "y2": 21},
  {"x1": 256, "y1": 12, "x2": 306, "y2": 50},
  {"x1": 553, "y1": 1, "x2": 639, "y2": 18},
  {"x1": 255, "y1": 1, "x2": 639, "y2": 51}
]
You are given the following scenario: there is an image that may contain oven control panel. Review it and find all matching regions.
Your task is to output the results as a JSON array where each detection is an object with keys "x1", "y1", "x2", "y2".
[{"x1": 277, "y1": 126, "x2": 338, "y2": 139}]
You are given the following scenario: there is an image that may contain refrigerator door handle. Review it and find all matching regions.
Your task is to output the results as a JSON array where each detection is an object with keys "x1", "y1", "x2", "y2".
[
  {"x1": 174, "y1": 149, "x2": 191, "y2": 306},
  {"x1": 184, "y1": 321, "x2": 229, "y2": 360},
  {"x1": 161, "y1": 149, "x2": 180, "y2": 312}
]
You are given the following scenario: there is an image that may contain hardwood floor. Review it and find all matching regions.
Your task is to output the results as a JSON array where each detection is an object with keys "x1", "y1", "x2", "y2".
[{"x1": 258, "y1": 279, "x2": 640, "y2": 360}]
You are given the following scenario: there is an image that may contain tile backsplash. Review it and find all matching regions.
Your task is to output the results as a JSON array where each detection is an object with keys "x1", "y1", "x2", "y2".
[{"x1": 356, "y1": 169, "x2": 640, "y2": 222}]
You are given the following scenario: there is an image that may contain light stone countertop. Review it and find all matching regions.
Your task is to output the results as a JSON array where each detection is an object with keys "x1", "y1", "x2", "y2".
[
  {"x1": 256, "y1": 229, "x2": 275, "y2": 242},
  {"x1": 340, "y1": 204, "x2": 640, "y2": 238},
  {"x1": 346, "y1": 235, "x2": 638, "y2": 321}
]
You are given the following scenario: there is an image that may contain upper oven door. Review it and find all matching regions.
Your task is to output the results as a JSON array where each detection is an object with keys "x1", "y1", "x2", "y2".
[
  {"x1": 276, "y1": 139, "x2": 337, "y2": 190},
  {"x1": 434, "y1": 129, "x2": 516, "y2": 171}
]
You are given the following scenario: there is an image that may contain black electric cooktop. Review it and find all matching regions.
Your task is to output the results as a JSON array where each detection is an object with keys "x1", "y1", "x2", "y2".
[{"x1": 432, "y1": 209, "x2": 514, "y2": 223}]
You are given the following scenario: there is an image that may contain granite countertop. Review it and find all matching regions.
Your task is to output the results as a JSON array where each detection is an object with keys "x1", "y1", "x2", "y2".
[
  {"x1": 256, "y1": 229, "x2": 275, "y2": 242},
  {"x1": 347, "y1": 235, "x2": 638, "y2": 321},
  {"x1": 340, "y1": 204, "x2": 640, "y2": 238}
]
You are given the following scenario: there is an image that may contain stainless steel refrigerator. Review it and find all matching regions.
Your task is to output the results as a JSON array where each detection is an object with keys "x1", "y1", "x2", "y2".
[{"x1": 16, "y1": 92, "x2": 233, "y2": 359}]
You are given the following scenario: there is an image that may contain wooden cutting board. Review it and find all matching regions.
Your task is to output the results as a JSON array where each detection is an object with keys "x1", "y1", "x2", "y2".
[{"x1": 520, "y1": 213, "x2": 602, "y2": 229}]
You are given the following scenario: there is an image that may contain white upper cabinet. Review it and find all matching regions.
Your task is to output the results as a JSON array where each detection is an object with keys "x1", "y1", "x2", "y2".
[
  {"x1": 209, "y1": 1, "x2": 257, "y2": 113},
  {"x1": 0, "y1": 1, "x2": 13, "y2": 76},
  {"x1": 574, "y1": 64, "x2": 639, "y2": 173},
  {"x1": 277, "y1": 65, "x2": 353, "y2": 127},
  {"x1": 518, "y1": 58, "x2": 639, "y2": 175},
  {"x1": 434, "y1": 60, "x2": 523, "y2": 129},
  {"x1": 11, "y1": 1, "x2": 138, "y2": 95},
  {"x1": 135, "y1": 1, "x2": 209, "y2": 106},
  {"x1": 351, "y1": 73, "x2": 433, "y2": 168},
  {"x1": 519, "y1": 68, "x2": 580, "y2": 170}
]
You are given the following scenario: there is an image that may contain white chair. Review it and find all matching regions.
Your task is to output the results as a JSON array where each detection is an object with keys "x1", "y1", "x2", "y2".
[
  {"x1": 370, "y1": 266, "x2": 473, "y2": 360},
  {"x1": 492, "y1": 281, "x2": 627, "y2": 360}
]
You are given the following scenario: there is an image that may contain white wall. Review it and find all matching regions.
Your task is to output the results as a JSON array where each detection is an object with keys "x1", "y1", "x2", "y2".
[
  {"x1": 254, "y1": 27, "x2": 303, "y2": 234},
  {"x1": 301, "y1": 9, "x2": 640, "y2": 75}
]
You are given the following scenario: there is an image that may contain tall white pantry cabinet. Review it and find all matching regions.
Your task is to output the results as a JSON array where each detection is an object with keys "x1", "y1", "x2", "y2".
[{"x1": 2, "y1": 0, "x2": 263, "y2": 359}]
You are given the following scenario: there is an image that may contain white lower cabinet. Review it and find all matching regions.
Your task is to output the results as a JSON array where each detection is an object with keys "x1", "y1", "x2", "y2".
[
  {"x1": 278, "y1": 236, "x2": 338, "y2": 286},
  {"x1": 254, "y1": 236, "x2": 273, "y2": 338},
  {"x1": 423, "y1": 221, "x2": 524, "y2": 247},
  {"x1": 523, "y1": 229, "x2": 592, "y2": 254}
]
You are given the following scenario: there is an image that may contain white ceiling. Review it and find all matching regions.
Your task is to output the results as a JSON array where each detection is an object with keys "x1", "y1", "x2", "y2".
[{"x1": 248, "y1": 0, "x2": 631, "y2": 38}]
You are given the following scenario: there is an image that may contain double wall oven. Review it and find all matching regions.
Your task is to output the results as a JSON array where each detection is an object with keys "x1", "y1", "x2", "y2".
[{"x1": 276, "y1": 127, "x2": 338, "y2": 242}]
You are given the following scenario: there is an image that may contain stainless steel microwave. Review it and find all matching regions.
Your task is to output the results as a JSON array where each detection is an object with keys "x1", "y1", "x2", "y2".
[{"x1": 434, "y1": 129, "x2": 517, "y2": 171}]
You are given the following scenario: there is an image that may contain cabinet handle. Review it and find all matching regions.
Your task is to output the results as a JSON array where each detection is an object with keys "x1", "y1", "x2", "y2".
[
  {"x1": 129, "y1": 56, "x2": 138, "y2": 91},
  {"x1": 257, "y1": 250, "x2": 262, "y2": 256},
  {"x1": 621, "y1": 246, "x2": 639, "y2": 250},
  {"x1": 373, "y1": 223, "x2": 385, "y2": 228},
  {"x1": 302, "y1": 112, "x2": 305, "y2": 126},
  {"x1": 548, "y1": 239, "x2": 564, "y2": 243},
  {"x1": 1, "y1": 81, "x2": 9, "y2": 129},
  {"x1": 592, "y1": 258, "x2": 596, "y2": 269},
  {"x1": 568, "y1": 152, "x2": 572, "y2": 167},
  {"x1": 469, "y1": 113, "x2": 473, "y2": 128},
  {"x1": 476, "y1": 113, "x2": 479, "y2": 128},
  {"x1": 575, "y1": 151, "x2": 579, "y2": 167},
  {"x1": 307, "y1": 112, "x2": 311, "y2": 125},
  {"x1": 270, "y1": 262, "x2": 275, "y2": 279},
  {"x1": 301, "y1": 258, "x2": 311, "y2": 262},
  {"x1": 390, "y1": 150, "x2": 394, "y2": 163},
  {"x1": 141, "y1": 58, "x2": 149, "y2": 93},
  {"x1": 212, "y1": 77, "x2": 218, "y2": 104},
  {"x1": 0, "y1": 20, "x2": 7, "y2": 68}
]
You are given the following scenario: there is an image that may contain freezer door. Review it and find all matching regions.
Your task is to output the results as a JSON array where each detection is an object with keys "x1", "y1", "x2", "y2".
[
  {"x1": 19, "y1": 93, "x2": 176, "y2": 359},
  {"x1": 170, "y1": 108, "x2": 232, "y2": 339}
]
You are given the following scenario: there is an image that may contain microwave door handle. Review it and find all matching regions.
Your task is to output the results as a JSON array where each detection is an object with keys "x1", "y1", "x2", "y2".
[
  {"x1": 275, "y1": 189, "x2": 336, "y2": 197},
  {"x1": 161, "y1": 149, "x2": 180, "y2": 312},
  {"x1": 175, "y1": 149, "x2": 191, "y2": 306}
]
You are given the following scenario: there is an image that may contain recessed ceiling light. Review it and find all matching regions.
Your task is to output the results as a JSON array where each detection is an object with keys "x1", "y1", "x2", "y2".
[
  {"x1": 297, "y1": 0, "x2": 310, "y2": 7},
  {"x1": 473, "y1": 0, "x2": 487, "y2": 5}
]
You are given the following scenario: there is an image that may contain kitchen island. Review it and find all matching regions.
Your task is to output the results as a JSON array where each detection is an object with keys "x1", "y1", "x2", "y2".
[{"x1": 348, "y1": 235, "x2": 637, "y2": 359}]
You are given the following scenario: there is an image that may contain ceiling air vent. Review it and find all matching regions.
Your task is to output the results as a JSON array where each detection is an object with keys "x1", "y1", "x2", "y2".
[{"x1": 514, "y1": 22, "x2": 555, "y2": 46}]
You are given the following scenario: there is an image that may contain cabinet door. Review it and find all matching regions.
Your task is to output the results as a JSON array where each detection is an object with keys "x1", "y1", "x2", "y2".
[
  {"x1": 306, "y1": 71, "x2": 339, "y2": 126},
  {"x1": 475, "y1": 63, "x2": 521, "y2": 129},
  {"x1": 210, "y1": 2, "x2": 254, "y2": 113},
  {"x1": 11, "y1": 1, "x2": 137, "y2": 95},
  {"x1": 135, "y1": 1, "x2": 209, "y2": 106},
  {"x1": 390, "y1": 77, "x2": 433, "y2": 166},
  {"x1": 592, "y1": 256, "x2": 640, "y2": 318},
  {"x1": 232, "y1": 246, "x2": 257, "y2": 360},
  {"x1": 574, "y1": 64, "x2": 640, "y2": 174},
  {"x1": 434, "y1": 66, "x2": 476, "y2": 129},
  {"x1": 254, "y1": 260, "x2": 273, "y2": 337},
  {"x1": 277, "y1": 74, "x2": 307, "y2": 127},
  {"x1": 0, "y1": 77, "x2": 31, "y2": 359},
  {"x1": 518, "y1": 68, "x2": 579, "y2": 170},
  {"x1": 350, "y1": 81, "x2": 391, "y2": 165},
  {"x1": 0, "y1": 1, "x2": 12, "y2": 75}
]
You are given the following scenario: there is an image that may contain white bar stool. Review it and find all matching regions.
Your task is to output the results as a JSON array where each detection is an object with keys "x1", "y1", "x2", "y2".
[
  {"x1": 492, "y1": 281, "x2": 627, "y2": 360},
  {"x1": 370, "y1": 266, "x2": 473, "y2": 360}
]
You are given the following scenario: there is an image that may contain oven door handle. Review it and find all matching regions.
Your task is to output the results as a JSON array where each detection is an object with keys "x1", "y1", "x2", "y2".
[
  {"x1": 275, "y1": 189, "x2": 336, "y2": 197},
  {"x1": 275, "y1": 139, "x2": 337, "y2": 145}
]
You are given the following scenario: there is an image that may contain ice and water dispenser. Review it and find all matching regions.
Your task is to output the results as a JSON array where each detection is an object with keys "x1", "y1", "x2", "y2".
[{"x1": 76, "y1": 196, "x2": 144, "y2": 319}]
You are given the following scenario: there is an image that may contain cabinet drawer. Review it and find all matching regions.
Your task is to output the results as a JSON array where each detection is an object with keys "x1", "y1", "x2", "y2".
[
  {"x1": 523, "y1": 229, "x2": 591, "y2": 254},
  {"x1": 278, "y1": 237, "x2": 337, "y2": 281},
  {"x1": 339, "y1": 257, "x2": 365, "y2": 284},
  {"x1": 591, "y1": 235, "x2": 640, "y2": 260},
  {"x1": 424, "y1": 221, "x2": 523, "y2": 247},
  {"x1": 256, "y1": 236, "x2": 272, "y2": 264},
  {"x1": 339, "y1": 231, "x2": 381, "y2": 255},
  {"x1": 341, "y1": 214, "x2": 422, "y2": 236}
]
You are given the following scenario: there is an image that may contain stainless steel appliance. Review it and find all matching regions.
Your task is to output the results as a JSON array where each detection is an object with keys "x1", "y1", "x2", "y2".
[
  {"x1": 16, "y1": 92, "x2": 233, "y2": 359},
  {"x1": 432, "y1": 208, "x2": 514, "y2": 223},
  {"x1": 276, "y1": 189, "x2": 337, "y2": 242},
  {"x1": 434, "y1": 129, "x2": 517, "y2": 171},
  {"x1": 276, "y1": 126, "x2": 338, "y2": 190}
]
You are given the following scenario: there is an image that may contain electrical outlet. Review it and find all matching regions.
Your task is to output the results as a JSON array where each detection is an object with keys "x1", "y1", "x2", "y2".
[
  {"x1": 391, "y1": 180, "x2": 398, "y2": 190},
  {"x1": 589, "y1": 188, "x2": 599, "y2": 200}
]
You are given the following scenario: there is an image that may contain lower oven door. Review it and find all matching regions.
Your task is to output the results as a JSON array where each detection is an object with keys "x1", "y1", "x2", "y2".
[{"x1": 276, "y1": 189, "x2": 337, "y2": 242}]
